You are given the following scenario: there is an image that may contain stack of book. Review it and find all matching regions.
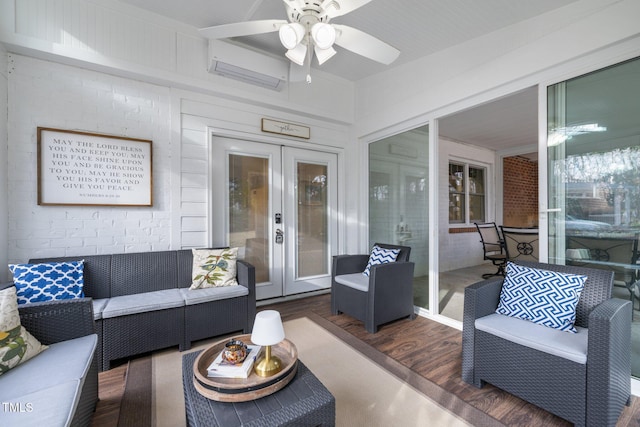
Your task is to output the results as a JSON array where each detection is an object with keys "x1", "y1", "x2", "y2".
[{"x1": 207, "y1": 345, "x2": 262, "y2": 378}]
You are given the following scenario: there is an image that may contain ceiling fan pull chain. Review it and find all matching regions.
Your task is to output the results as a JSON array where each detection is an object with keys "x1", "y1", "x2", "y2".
[
  {"x1": 306, "y1": 48, "x2": 312, "y2": 84},
  {"x1": 306, "y1": 22, "x2": 312, "y2": 84}
]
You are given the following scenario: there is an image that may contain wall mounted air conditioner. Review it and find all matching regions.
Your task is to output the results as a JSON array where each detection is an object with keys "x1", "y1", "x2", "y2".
[{"x1": 208, "y1": 40, "x2": 288, "y2": 91}]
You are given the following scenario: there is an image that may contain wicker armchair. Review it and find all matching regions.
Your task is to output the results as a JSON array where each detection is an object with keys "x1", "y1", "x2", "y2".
[
  {"x1": 331, "y1": 243, "x2": 415, "y2": 333},
  {"x1": 462, "y1": 261, "x2": 631, "y2": 426}
]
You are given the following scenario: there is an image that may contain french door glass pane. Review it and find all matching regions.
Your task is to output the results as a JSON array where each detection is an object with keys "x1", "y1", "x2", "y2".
[
  {"x1": 547, "y1": 56, "x2": 640, "y2": 378},
  {"x1": 228, "y1": 154, "x2": 270, "y2": 283},
  {"x1": 296, "y1": 162, "x2": 328, "y2": 277}
]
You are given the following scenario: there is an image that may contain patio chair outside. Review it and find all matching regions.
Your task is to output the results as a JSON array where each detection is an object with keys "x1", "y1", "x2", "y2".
[
  {"x1": 566, "y1": 233, "x2": 640, "y2": 314},
  {"x1": 500, "y1": 226, "x2": 539, "y2": 262},
  {"x1": 474, "y1": 222, "x2": 507, "y2": 279}
]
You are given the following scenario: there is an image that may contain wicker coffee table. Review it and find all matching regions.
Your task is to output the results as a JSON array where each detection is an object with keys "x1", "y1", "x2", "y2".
[{"x1": 182, "y1": 350, "x2": 335, "y2": 427}]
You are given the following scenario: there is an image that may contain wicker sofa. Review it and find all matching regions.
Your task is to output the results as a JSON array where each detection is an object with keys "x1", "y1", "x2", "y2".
[
  {"x1": 462, "y1": 261, "x2": 631, "y2": 426},
  {"x1": 0, "y1": 294, "x2": 98, "y2": 426},
  {"x1": 29, "y1": 249, "x2": 256, "y2": 371}
]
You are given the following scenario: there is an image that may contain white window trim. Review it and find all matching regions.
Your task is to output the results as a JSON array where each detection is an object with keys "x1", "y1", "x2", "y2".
[{"x1": 448, "y1": 156, "x2": 493, "y2": 227}]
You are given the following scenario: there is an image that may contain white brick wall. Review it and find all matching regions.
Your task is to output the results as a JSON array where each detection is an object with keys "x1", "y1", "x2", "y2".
[
  {"x1": 4, "y1": 53, "x2": 352, "y2": 271},
  {"x1": 6, "y1": 54, "x2": 173, "y2": 263}
]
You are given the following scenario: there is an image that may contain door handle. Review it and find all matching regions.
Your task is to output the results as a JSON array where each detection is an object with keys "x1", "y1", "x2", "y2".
[
  {"x1": 275, "y1": 229, "x2": 284, "y2": 244},
  {"x1": 540, "y1": 208, "x2": 562, "y2": 213}
]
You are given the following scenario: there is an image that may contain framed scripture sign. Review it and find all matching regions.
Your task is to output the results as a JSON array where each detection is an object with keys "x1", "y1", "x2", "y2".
[{"x1": 37, "y1": 128, "x2": 153, "y2": 206}]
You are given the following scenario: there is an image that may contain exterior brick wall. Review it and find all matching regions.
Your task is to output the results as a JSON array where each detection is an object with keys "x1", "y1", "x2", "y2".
[{"x1": 503, "y1": 156, "x2": 538, "y2": 227}]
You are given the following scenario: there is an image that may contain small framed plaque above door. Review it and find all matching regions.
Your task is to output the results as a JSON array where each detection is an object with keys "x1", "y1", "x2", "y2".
[{"x1": 261, "y1": 118, "x2": 310, "y2": 139}]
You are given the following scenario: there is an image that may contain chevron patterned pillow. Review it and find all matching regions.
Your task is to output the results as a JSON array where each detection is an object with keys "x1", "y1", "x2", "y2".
[
  {"x1": 363, "y1": 245, "x2": 401, "y2": 277},
  {"x1": 496, "y1": 262, "x2": 588, "y2": 333}
]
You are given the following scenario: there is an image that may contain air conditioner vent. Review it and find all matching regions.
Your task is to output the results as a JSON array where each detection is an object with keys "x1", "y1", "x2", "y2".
[{"x1": 208, "y1": 40, "x2": 288, "y2": 91}]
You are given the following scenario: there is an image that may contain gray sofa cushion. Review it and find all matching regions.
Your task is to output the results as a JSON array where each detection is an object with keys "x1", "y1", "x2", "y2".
[
  {"x1": 476, "y1": 313, "x2": 588, "y2": 364},
  {"x1": 102, "y1": 288, "x2": 184, "y2": 318},
  {"x1": 92, "y1": 298, "x2": 108, "y2": 320},
  {"x1": 0, "y1": 380, "x2": 82, "y2": 427},
  {"x1": 179, "y1": 285, "x2": 248, "y2": 306},
  {"x1": 0, "y1": 334, "x2": 97, "y2": 400},
  {"x1": 334, "y1": 273, "x2": 369, "y2": 292}
]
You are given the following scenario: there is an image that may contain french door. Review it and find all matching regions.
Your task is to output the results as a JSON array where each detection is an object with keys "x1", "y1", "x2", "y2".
[{"x1": 211, "y1": 137, "x2": 338, "y2": 300}]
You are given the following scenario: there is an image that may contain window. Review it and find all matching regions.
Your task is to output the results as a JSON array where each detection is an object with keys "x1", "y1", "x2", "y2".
[{"x1": 449, "y1": 162, "x2": 486, "y2": 224}]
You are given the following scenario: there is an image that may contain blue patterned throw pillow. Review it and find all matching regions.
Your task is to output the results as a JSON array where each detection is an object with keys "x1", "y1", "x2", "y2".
[
  {"x1": 9, "y1": 261, "x2": 85, "y2": 305},
  {"x1": 496, "y1": 262, "x2": 587, "y2": 333},
  {"x1": 363, "y1": 245, "x2": 401, "y2": 277}
]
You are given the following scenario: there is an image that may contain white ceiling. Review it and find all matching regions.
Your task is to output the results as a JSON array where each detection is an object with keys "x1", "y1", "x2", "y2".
[
  {"x1": 118, "y1": 0, "x2": 580, "y2": 151},
  {"x1": 439, "y1": 87, "x2": 539, "y2": 151},
  {"x1": 121, "y1": 0, "x2": 578, "y2": 82}
]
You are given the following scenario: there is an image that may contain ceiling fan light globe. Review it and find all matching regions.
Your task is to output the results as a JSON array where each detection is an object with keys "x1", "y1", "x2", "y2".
[
  {"x1": 314, "y1": 45, "x2": 336, "y2": 65},
  {"x1": 279, "y1": 23, "x2": 305, "y2": 50},
  {"x1": 311, "y1": 23, "x2": 336, "y2": 50},
  {"x1": 285, "y1": 44, "x2": 307, "y2": 66}
]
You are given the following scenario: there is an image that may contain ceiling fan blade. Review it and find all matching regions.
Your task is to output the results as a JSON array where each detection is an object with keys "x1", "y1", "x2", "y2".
[
  {"x1": 332, "y1": 24, "x2": 400, "y2": 65},
  {"x1": 321, "y1": 0, "x2": 373, "y2": 18},
  {"x1": 199, "y1": 20, "x2": 287, "y2": 39}
]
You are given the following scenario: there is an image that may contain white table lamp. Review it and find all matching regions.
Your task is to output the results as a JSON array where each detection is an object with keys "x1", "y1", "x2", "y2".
[{"x1": 251, "y1": 310, "x2": 285, "y2": 377}]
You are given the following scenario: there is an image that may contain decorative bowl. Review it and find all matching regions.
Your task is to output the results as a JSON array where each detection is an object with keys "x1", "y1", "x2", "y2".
[{"x1": 223, "y1": 340, "x2": 248, "y2": 364}]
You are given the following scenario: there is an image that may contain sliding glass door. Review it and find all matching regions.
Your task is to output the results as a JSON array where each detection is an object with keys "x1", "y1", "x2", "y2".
[
  {"x1": 368, "y1": 125, "x2": 429, "y2": 311},
  {"x1": 547, "y1": 56, "x2": 640, "y2": 377}
]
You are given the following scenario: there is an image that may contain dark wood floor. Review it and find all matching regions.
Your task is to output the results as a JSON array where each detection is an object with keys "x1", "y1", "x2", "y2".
[{"x1": 92, "y1": 293, "x2": 640, "y2": 426}]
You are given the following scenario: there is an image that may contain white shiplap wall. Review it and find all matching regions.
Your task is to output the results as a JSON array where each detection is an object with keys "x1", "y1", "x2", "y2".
[
  {"x1": 14, "y1": 0, "x2": 176, "y2": 71},
  {"x1": 5, "y1": 0, "x2": 355, "y2": 124}
]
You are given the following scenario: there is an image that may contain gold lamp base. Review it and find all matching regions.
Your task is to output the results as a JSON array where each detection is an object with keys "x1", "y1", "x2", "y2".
[{"x1": 254, "y1": 345, "x2": 282, "y2": 377}]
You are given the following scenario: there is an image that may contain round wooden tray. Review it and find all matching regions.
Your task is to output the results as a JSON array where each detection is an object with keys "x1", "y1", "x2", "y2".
[{"x1": 192, "y1": 334, "x2": 298, "y2": 402}]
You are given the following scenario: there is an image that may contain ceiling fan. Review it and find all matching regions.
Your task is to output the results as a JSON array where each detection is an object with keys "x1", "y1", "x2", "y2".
[{"x1": 199, "y1": 0, "x2": 400, "y2": 82}]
